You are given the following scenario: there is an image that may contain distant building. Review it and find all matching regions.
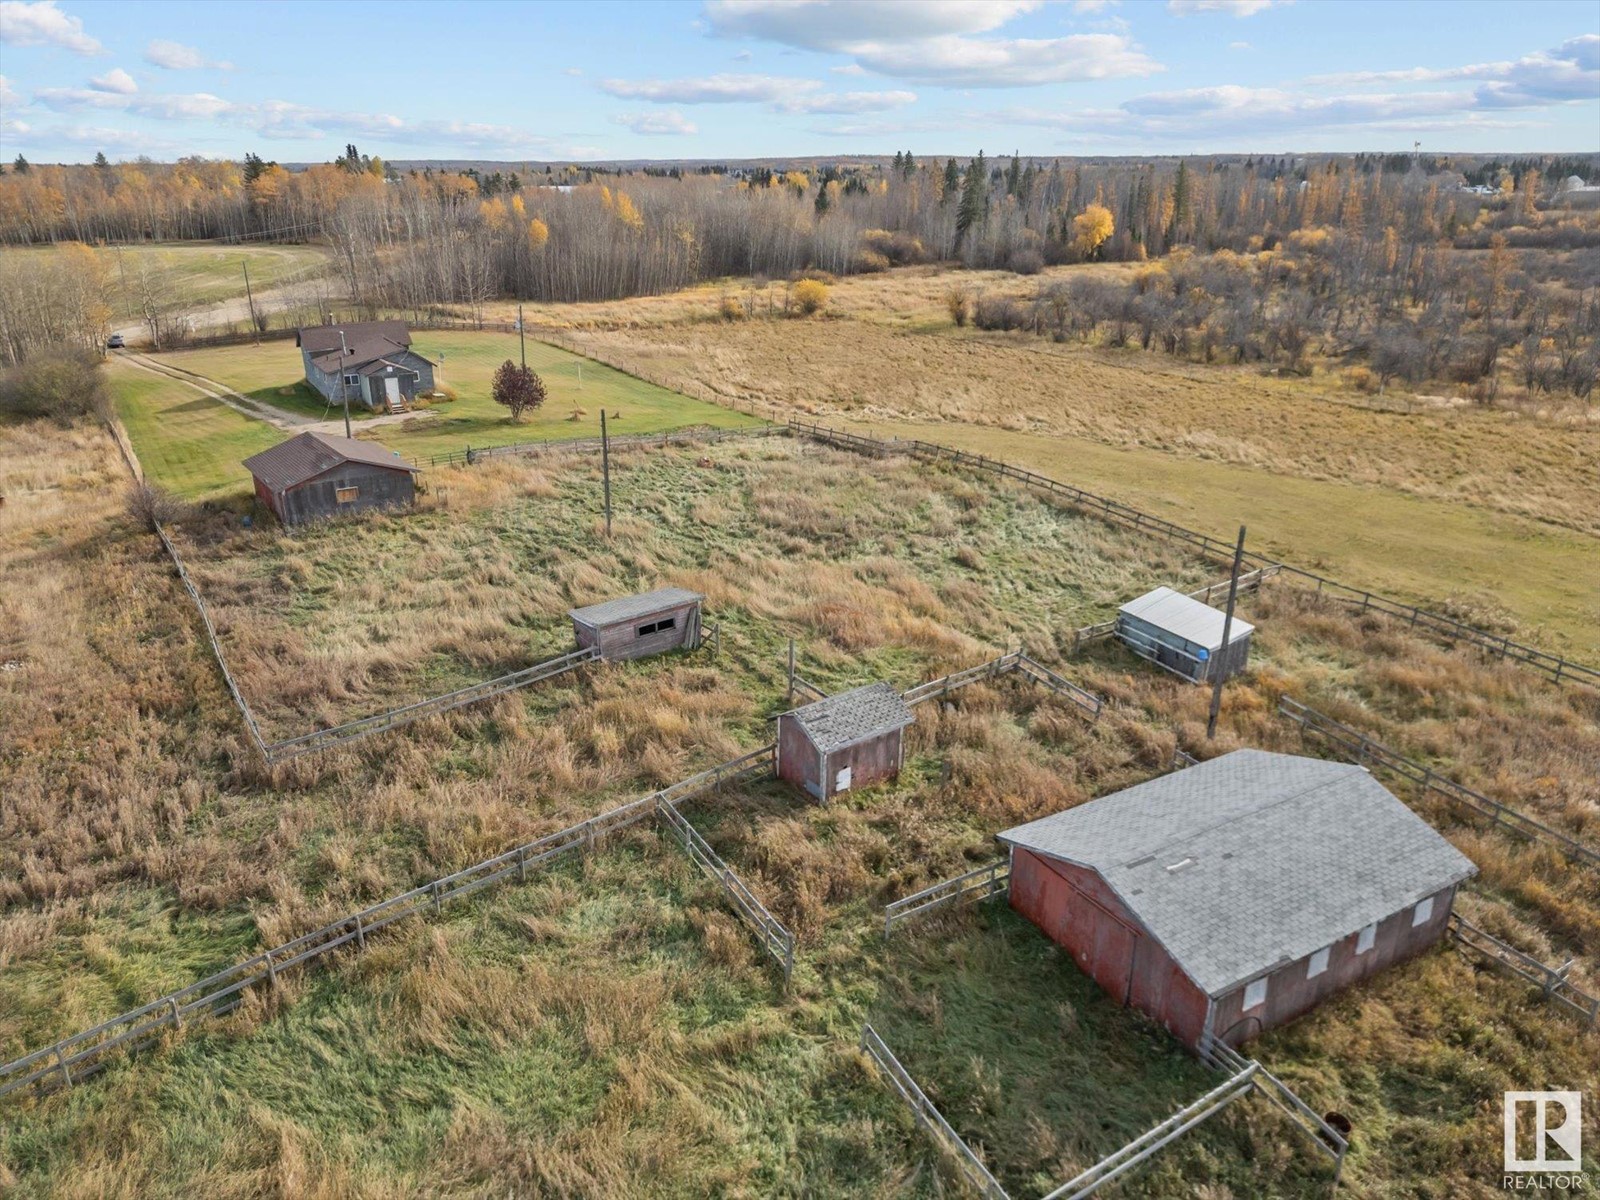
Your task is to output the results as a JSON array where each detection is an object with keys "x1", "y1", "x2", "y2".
[
  {"x1": 777, "y1": 682, "x2": 915, "y2": 801},
  {"x1": 1116, "y1": 586, "x2": 1254, "y2": 684},
  {"x1": 244, "y1": 431, "x2": 419, "y2": 526},
  {"x1": 997, "y1": 749, "x2": 1477, "y2": 1051},
  {"x1": 568, "y1": 588, "x2": 704, "y2": 661},
  {"x1": 297, "y1": 321, "x2": 436, "y2": 413}
]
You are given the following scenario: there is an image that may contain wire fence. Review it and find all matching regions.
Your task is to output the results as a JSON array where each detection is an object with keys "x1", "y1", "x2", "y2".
[
  {"x1": 1278, "y1": 696, "x2": 1600, "y2": 869},
  {"x1": 0, "y1": 744, "x2": 775, "y2": 1101},
  {"x1": 787, "y1": 421, "x2": 1599, "y2": 693}
]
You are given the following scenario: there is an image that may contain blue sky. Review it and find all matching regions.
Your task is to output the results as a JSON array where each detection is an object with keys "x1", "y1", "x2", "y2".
[{"x1": 1, "y1": 0, "x2": 1596, "y2": 163}]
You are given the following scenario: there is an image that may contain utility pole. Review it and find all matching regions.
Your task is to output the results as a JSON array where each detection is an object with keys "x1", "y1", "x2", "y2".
[
  {"x1": 787, "y1": 637, "x2": 795, "y2": 705},
  {"x1": 517, "y1": 302, "x2": 526, "y2": 369},
  {"x1": 242, "y1": 260, "x2": 259, "y2": 345},
  {"x1": 1206, "y1": 526, "x2": 1247, "y2": 741},
  {"x1": 600, "y1": 410, "x2": 612, "y2": 537},
  {"x1": 338, "y1": 329, "x2": 352, "y2": 439}
]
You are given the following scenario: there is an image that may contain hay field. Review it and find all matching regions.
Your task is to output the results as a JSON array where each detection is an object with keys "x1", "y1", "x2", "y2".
[{"x1": 1, "y1": 420, "x2": 1596, "y2": 1198}]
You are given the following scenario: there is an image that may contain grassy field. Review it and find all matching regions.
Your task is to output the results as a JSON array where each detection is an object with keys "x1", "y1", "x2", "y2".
[
  {"x1": 147, "y1": 331, "x2": 766, "y2": 464},
  {"x1": 1, "y1": 422, "x2": 1595, "y2": 1198},
  {"x1": 0, "y1": 241, "x2": 332, "y2": 324}
]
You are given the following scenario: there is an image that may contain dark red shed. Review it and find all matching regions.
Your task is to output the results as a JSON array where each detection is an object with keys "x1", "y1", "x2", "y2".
[
  {"x1": 996, "y1": 750, "x2": 1477, "y2": 1051},
  {"x1": 776, "y1": 683, "x2": 915, "y2": 802}
]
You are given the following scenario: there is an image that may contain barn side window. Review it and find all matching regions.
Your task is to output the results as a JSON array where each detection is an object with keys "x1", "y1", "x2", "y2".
[
  {"x1": 1411, "y1": 897, "x2": 1434, "y2": 927},
  {"x1": 1306, "y1": 947, "x2": 1330, "y2": 979},
  {"x1": 1356, "y1": 923, "x2": 1377, "y2": 954},
  {"x1": 335, "y1": 486, "x2": 360, "y2": 503},
  {"x1": 1243, "y1": 977, "x2": 1268, "y2": 1011},
  {"x1": 636, "y1": 616, "x2": 677, "y2": 637}
]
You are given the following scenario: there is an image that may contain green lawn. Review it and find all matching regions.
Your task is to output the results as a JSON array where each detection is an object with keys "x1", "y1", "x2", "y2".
[
  {"x1": 107, "y1": 359, "x2": 282, "y2": 501},
  {"x1": 153, "y1": 331, "x2": 766, "y2": 463}
]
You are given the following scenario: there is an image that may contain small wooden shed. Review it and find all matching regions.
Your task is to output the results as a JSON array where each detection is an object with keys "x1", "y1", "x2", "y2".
[
  {"x1": 1116, "y1": 586, "x2": 1254, "y2": 683},
  {"x1": 243, "y1": 431, "x2": 419, "y2": 527},
  {"x1": 777, "y1": 682, "x2": 915, "y2": 802},
  {"x1": 996, "y1": 750, "x2": 1477, "y2": 1051},
  {"x1": 568, "y1": 587, "x2": 703, "y2": 661}
]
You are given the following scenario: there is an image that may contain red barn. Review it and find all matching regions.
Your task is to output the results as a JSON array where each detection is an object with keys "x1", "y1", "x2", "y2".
[
  {"x1": 997, "y1": 750, "x2": 1477, "y2": 1050},
  {"x1": 777, "y1": 683, "x2": 915, "y2": 802}
]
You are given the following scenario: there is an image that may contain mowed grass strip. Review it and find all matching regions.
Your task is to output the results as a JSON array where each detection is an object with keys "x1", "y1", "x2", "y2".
[
  {"x1": 152, "y1": 331, "x2": 767, "y2": 463},
  {"x1": 107, "y1": 357, "x2": 282, "y2": 500}
]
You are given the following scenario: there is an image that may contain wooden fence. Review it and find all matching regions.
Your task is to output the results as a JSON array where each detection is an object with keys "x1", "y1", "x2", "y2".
[
  {"x1": 859, "y1": 1024, "x2": 1011, "y2": 1200},
  {"x1": 0, "y1": 745, "x2": 774, "y2": 1100},
  {"x1": 787, "y1": 421, "x2": 1600, "y2": 693},
  {"x1": 1277, "y1": 696, "x2": 1600, "y2": 869},
  {"x1": 882, "y1": 860, "x2": 1011, "y2": 939},
  {"x1": 1449, "y1": 913, "x2": 1599, "y2": 1027},
  {"x1": 902, "y1": 651, "x2": 1104, "y2": 722},
  {"x1": 430, "y1": 423, "x2": 783, "y2": 469}
]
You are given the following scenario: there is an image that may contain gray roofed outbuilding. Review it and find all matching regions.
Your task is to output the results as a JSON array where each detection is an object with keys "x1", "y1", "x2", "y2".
[
  {"x1": 242, "y1": 431, "x2": 420, "y2": 492},
  {"x1": 997, "y1": 749, "x2": 1477, "y2": 997},
  {"x1": 784, "y1": 682, "x2": 915, "y2": 755},
  {"x1": 1119, "y1": 586, "x2": 1254, "y2": 652},
  {"x1": 569, "y1": 587, "x2": 705, "y2": 628}
]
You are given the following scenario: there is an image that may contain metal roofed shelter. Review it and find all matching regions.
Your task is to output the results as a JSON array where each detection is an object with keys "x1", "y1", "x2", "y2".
[
  {"x1": 777, "y1": 682, "x2": 916, "y2": 801},
  {"x1": 996, "y1": 749, "x2": 1477, "y2": 1050},
  {"x1": 1117, "y1": 586, "x2": 1255, "y2": 683},
  {"x1": 243, "y1": 431, "x2": 419, "y2": 527},
  {"x1": 568, "y1": 587, "x2": 703, "y2": 661}
]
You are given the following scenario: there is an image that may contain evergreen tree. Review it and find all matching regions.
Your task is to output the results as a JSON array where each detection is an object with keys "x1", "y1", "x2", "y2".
[
  {"x1": 955, "y1": 153, "x2": 988, "y2": 251},
  {"x1": 902, "y1": 151, "x2": 916, "y2": 178},
  {"x1": 942, "y1": 157, "x2": 961, "y2": 202},
  {"x1": 1168, "y1": 159, "x2": 1190, "y2": 244},
  {"x1": 893, "y1": 150, "x2": 904, "y2": 175},
  {"x1": 814, "y1": 182, "x2": 831, "y2": 217},
  {"x1": 93, "y1": 151, "x2": 110, "y2": 169},
  {"x1": 1005, "y1": 150, "x2": 1021, "y2": 196},
  {"x1": 13, "y1": 155, "x2": 29, "y2": 175}
]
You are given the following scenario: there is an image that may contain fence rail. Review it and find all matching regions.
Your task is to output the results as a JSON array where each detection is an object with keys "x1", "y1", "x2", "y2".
[
  {"x1": 883, "y1": 860, "x2": 1011, "y2": 939},
  {"x1": 1278, "y1": 697, "x2": 1600, "y2": 869},
  {"x1": 1449, "y1": 913, "x2": 1599, "y2": 1026},
  {"x1": 859, "y1": 1024, "x2": 1010, "y2": 1200},
  {"x1": 902, "y1": 652, "x2": 1103, "y2": 722},
  {"x1": 431, "y1": 422, "x2": 782, "y2": 469},
  {"x1": 0, "y1": 746, "x2": 774, "y2": 1101},
  {"x1": 788, "y1": 421, "x2": 1599, "y2": 692}
]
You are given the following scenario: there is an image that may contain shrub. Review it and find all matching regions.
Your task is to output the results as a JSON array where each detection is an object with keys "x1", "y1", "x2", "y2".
[
  {"x1": 946, "y1": 290, "x2": 971, "y2": 327},
  {"x1": 854, "y1": 249, "x2": 891, "y2": 273},
  {"x1": 718, "y1": 295, "x2": 745, "y2": 322},
  {"x1": 125, "y1": 482, "x2": 189, "y2": 529},
  {"x1": 793, "y1": 279, "x2": 829, "y2": 315},
  {"x1": 1008, "y1": 249, "x2": 1045, "y2": 276},
  {"x1": 0, "y1": 349, "x2": 109, "y2": 423},
  {"x1": 973, "y1": 295, "x2": 1028, "y2": 331},
  {"x1": 859, "y1": 228, "x2": 927, "y2": 266}
]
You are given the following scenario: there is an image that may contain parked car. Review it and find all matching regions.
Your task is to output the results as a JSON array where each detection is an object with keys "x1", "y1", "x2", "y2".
[{"x1": 106, "y1": 333, "x2": 125, "y2": 349}]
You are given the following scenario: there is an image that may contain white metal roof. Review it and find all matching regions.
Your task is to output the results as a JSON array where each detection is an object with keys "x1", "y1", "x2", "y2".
[
  {"x1": 1119, "y1": 586, "x2": 1254, "y2": 652},
  {"x1": 996, "y1": 749, "x2": 1477, "y2": 997}
]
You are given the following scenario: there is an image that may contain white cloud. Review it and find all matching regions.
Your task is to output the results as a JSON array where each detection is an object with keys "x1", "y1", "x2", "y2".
[
  {"x1": 612, "y1": 110, "x2": 698, "y2": 135},
  {"x1": 563, "y1": 66, "x2": 583, "y2": 76},
  {"x1": 1071, "y1": 1, "x2": 1118, "y2": 11},
  {"x1": 35, "y1": 85, "x2": 231, "y2": 119},
  {"x1": 780, "y1": 88, "x2": 917, "y2": 114},
  {"x1": 703, "y1": 0, "x2": 1157, "y2": 88},
  {"x1": 0, "y1": 74, "x2": 18, "y2": 105},
  {"x1": 88, "y1": 67, "x2": 136, "y2": 94},
  {"x1": 1306, "y1": 35, "x2": 1598, "y2": 106},
  {"x1": 829, "y1": 63, "x2": 866, "y2": 76},
  {"x1": 601, "y1": 72, "x2": 799, "y2": 103},
  {"x1": 0, "y1": 1, "x2": 102, "y2": 55},
  {"x1": 732, "y1": 48, "x2": 752, "y2": 61},
  {"x1": 143, "y1": 39, "x2": 233, "y2": 71},
  {"x1": 1229, "y1": 40, "x2": 1251, "y2": 51},
  {"x1": 1167, "y1": 0, "x2": 1284, "y2": 15}
]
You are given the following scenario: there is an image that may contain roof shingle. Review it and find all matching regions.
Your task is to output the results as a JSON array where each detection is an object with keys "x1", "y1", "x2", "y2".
[
  {"x1": 243, "y1": 432, "x2": 419, "y2": 492},
  {"x1": 784, "y1": 682, "x2": 915, "y2": 754}
]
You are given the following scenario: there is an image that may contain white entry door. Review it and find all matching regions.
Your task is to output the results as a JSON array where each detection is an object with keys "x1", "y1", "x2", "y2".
[{"x1": 384, "y1": 376, "x2": 401, "y2": 406}]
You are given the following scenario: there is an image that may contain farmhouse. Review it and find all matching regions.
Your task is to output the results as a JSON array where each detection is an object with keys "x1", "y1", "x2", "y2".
[
  {"x1": 777, "y1": 683, "x2": 915, "y2": 801},
  {"x1": 568, "y1": 587, "x2": 703, "y2": 661},
  {"x1": 244, "y1": 431, "x2": 419, "y2": 526},
  {"x1": 997, "y1": 749, "x2": 1477, "y2": 1050},
  {"x1": 296, "y1": 320, "x2": 436, "y2": 412},
  {"x1": 1117, "y1": 585, "x2": 1254, "y2": 683}
]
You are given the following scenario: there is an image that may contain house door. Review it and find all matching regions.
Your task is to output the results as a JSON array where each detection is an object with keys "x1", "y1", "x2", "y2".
[{"x1": 384, "y1": 376, "x2": 401, "y2": 407}]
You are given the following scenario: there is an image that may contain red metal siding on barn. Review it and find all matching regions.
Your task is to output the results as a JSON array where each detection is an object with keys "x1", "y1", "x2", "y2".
[
  {"x1": 254, "y1": 475, "x2": 281, "y2": 520},
  {"x1": 1008, "y1": 848, "x2": 1210, "y2": 1047}
]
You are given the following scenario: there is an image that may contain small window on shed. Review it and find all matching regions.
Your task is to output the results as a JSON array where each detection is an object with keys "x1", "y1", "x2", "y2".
[
  {"x1": 1411, "y1": 897, "x2": 1434, "y2": 927},
  {"x1": 636, "y1": 616, "x2": 677, "y2": 637},
  {"x1": 1306, "y1": 947, "x2": 1330, "y2": 979},
  {"x1": 1356, "y1": 923, "x2": 1377, "y2": 954},
  {"x1": 1243, "y1": 977, "x2": 1268, "y2": 1011},
  {"x1": 335, "y1": 486, "x2": 360, "y2": 503}
]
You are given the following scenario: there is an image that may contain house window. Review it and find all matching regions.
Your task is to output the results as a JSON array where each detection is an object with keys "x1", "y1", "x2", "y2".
[
  {"x1": 1356, "y1": 923, "x2": 1377, "y2": 954},
  {"x1": 343, "y1": 374, "x2": 359, "y2": 386},
  {"x1": 1412, "y1": 897, "x2": 1434, "y2": 927},
  {"x1": 636, "y1": 616, "x2": 677, "y2": 637},
  {"x1": 335, "y1": 486, "x2": 360, "y2": 503},
  {"x1": 1307, "y1": 947, "x2": 1330, "y2": 979},
  {"x1": 1243, "y1": 977, "x2": 1269, "y2": 1011},
  {"x1": 835, "y1": 765, "x2": 852, "y2": 792}
]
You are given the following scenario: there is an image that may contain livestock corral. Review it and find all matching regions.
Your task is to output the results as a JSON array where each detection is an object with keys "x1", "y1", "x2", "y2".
[{"x1": 1, "y1": 419, "x2": 1596, "y2": 1198}]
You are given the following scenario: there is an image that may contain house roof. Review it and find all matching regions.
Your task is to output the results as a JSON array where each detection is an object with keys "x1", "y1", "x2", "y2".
[
  {"x1": 296, "y1": 321, "x2": 432, "y2": 374},
  {"x1": 996, "y1": 749, "x2": 1477, "y2": 998},
  {"x1": 1119, "y1": 586, "x2": 1254, "y2": 651},
  {"x1": 568, "y1": 587, "x2": 704, "y2": 628},
  {"x1": 243, "y1": 431, "x2": 420, "y2": 491},
  {"x1": 782, "y1": 682, "x2": 916, "y2": 754}
]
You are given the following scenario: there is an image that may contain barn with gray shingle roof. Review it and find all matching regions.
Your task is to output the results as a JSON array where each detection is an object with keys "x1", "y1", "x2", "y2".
[
  {"x1": 244, "y1": 431, "x2": 419, "y2": 526},
  {"x1": 996, "y1": 749, "x2": 1477, "y2": 1050},
  {"x1": 777, "y1": 682, "x2": 915, "y2": 801}
]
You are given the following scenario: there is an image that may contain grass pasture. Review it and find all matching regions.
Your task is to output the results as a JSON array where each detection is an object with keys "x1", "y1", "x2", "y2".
[{"x1": 2, "y1": 419, "x2": 1597, "y2": 1198}]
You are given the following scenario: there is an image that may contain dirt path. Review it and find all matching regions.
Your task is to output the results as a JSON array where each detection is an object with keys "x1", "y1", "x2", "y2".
[
  {"x1": 115, "y1": 351, "x2": 438, "y2": 437},
  {"x1": 111, "y1": 278, "x2": 350, "y2": 344}
]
